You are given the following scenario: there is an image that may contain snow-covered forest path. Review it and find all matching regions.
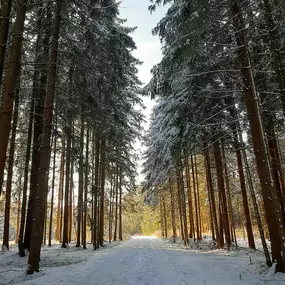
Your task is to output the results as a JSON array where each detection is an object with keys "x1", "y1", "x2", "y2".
[{"x1": 5, "y1": 236, "x2": 284, "y2": 285}]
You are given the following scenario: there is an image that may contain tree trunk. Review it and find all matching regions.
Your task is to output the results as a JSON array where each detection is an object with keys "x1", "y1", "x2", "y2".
[
  {"x1": 176, "y1": 174, "x2": 184, "y2": 240},
  {"x1": 118, "y1": 170, "x2": 123, "y2": 241},
  {"x1": 69, "y1": 129, "x2": 74, "y2": 243},
  {"x1": 268, "y1": 133, "x2": 285, "y2": 206},
  {"x1": 27, "y1": 0, "x2": 62, "y2": 273},
  {"x1": 48, "y1": 126, "x2": 57, "y2": 247},
  {"x1": 204, "y1": 144, "x2": 221, "y2": 248},
  {"x1": 15, "y1": 175, "x2": 22, "y2": 244},
  {"x1": 97, "y1": 164, "x2": 101, "y2": 250},
  {"x1": 0, "y1": 0, "x2": 27, "y2": 196},
  {"x1": 55, "y1": 139, "x2": 65, "y2": 241},
  {"x1": 76, "y1": 107, "x2": 84, "y2": 247},
  {"x1": 214, "y1": 139, "x2": 231, "y2": 249},
  {"x1": 93, "y1": 137, "x2": 100, "y2": 250},
  {"x1": 222, "y1": 142, "x2": 238, "y2": 248},
  {"x1": 43, "y1": 205, "x2": 47, "y2": 245},
  {"x1": 2, "y1": 83, "x2": 19, "y2": 249},
  {"x1": 191, "y1": 155, "x2": 200, "y2": 240},
  {"x1": 227, "y1": 96, "x2": 256, "y2": 249},
  {"x1": 99, "y1": 140, "x2": 106, "y2": 246},
  {"x1": 83, "y1": 127, "x2": 89, "y2": 249},
  {"x1": 24, "y1": 5, "x2": 51, "y2": 250},
  {"x1": 263, "y1": 107, "x2": 285, "y2": 225},
  {"x1": 42, "y1": 137, "x2": 53, "y2": 244},
  {"x1": 194, "y1": 155, "x2": 202, "y2": 239},
  {"x1": 113, "y1": 167, "x2": 119, "y2": 241},
  {"x1": 238, "y1": 127, "x2": 272, "y2": 266},
  {"x1": 176, "y1": 152, "x2": 188, "y2": 247},
  {"x1": 108, "y1": 172, "x2": 114, "y2": 243},
  {"x1": 163, "y1": 196, "x2": 168, "y2": 238},
  {"x1": 62, "y1": 121, "x2": 71, "y2": 248},
  {"x1": 160, "y1": 195, "x2": 165, "y2": 238},
  {"x1": 233, "y1": 134, "x2": 255, "y2": 248},
  {"x1": 18, "y1": 89, "x2": 35, "y2": 256},
  {"x1": 0, "y1": 0, "x2": 13, "y2": 87},
  {"x1": 205, "y1": 160, "x2": 215, "y2": 241},
  {"x1": 169, "y1": 177, "x2": 177, "y2": 243},
  {"x1": 185, "y1": 153, "x2": 194, "y2": 238}
]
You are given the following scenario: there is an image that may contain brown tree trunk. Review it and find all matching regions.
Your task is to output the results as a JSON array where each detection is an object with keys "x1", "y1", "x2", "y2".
[
  {"x1": 263, "y1": 109, "x2": 285, "y2": 225},
  {"x1": 108, "y1": 172, "x2": 114, "y2": 243},
  {"x1": 91, "y1": 136, "x2": 95, "y2": 245},
  {"x1": 0, "y1": 0, "x2": 13, "y2": 87},
  {"x1": 185, "y1": 154, "x2": 194, "y2": 238},
  {"x1": 99, "y1": 140, "x2": 106, "y2": 246},
  {"x1": 55, "y1": 140, "x2": 65, "y2": 241},
  {"x1": 204, "y1": 144, "x2": 221, "y2": 247},
  {"x1": 42, "y1": 135, "x2": 54, "y2": 245},
  {"x1": 0, "y1": 0, "x2": 27, "y2": 196},
  {"x1": 68, "y1": 177, "x2": 72, "y2": 243},
  {"x1": 163, "y1": 196, "x2": 168, "y2": 238},
  {"x1": 15, "y1": 175, "x2": 22, "y2": 244},
  {"x1": 176, "y1": 173, "x2": 184, "y2": 240},
  {"x1": 113, "y1": 167, "x2": 119, "y2": 241},
  {"x1": 160, "y1": 195, "x2": 165, "y2": 238},
  {"x1": 48, "y1": 126, "x2": 57, "y2": 247},
  {"x1": 169, "y1": 177, "x2": 177, "y2": 243},
  {"x1": 176, "y1": 152, "x2": 188, "y2": 246},
  {"x1": 97, "y1": 166, "x2": 101, "y2": 250},
  {"x1": 24, "y1": 80, "x2": 44, "y2": 249},
  {"x1": 24, "y1": 6, "x2": 51, "y2": 250},
  {"x1": 233, "y1": 134, "x2": 255, "y2": 248},
  {"x1": 214, "y1": 139, "x2": 231, "y2": 249},
  {"x1": 62, "y1": 121, "x2": 71, "y2": 248},
  {"x1": 205, "y1": 162, "x2": 215, "y2": 241},
  {"x1": 222, "y1": 142, "x2": 238, "y2": 248},
  {"x1": 83, "y1": 127, "x2": 89, "y2": 249},
  {"x1": 225, "y1": 172, "x2": 235, "y2": 245},
  {"x1": 67, "y1": 73, "x2": 74, "y2": 244},
  {"x1": 18, "y1": 89, "x2": 35, "y2": 256},
  {"x1": 218, "y1": 191, "x2": 225, "y2": 248},
  {"x1": 269, "y1": 135, "x2": 285, "y2": 205},
  {"x1": 227, "y1": 94, "x2": 255, "y2": 248},
  {"x1": 231, "y1": 0, "x2": 285, "y2": 271},
  {"x1": 69, "y1": 132, "x2": 74, "y2": 243},
  {"x1": 191, "y1": 155, "x2": 200, "y2": 240},
  {"x1": 194, "y1": 155, "x2": 202, "y2": 239},
  {"x1": 76, "y1": 108, "x2": 84, "y2": 247},
  {"x1": 93, "y1": 137, "x2": 100, "y2": 250},
  {"x1": 43, "y1": 206, "x2": 47, "y2": 245},
  {"x1": 238, "y1": 127, "x2": 272, "y2": 265},
  {"x1": 273, "y1": 140, "x2": 285, "y2": 201},
  {"x1": 27, "y1": 0, "x2": 62, "y2": 273},
  {"x1": 2, "y1": 84, "x2": 19, "y2": 249},
  {"x1": 118, "y1": 170, "x2": 123, "y2": 241}
]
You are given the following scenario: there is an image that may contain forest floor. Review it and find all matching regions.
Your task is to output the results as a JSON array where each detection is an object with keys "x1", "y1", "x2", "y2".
[{"x1": 1, "y1": 236, "x2": 285, "y2": 285}]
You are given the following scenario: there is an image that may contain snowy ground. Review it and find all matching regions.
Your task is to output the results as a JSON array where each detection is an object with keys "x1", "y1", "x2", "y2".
[{"x1": 1, "y1": 237, "x2": 285, "y2": 285}]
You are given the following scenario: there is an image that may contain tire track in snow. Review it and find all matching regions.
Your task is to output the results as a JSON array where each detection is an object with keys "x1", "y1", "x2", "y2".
[{"x1": 150, "y1": 238, "x2": 189, "y2": 285}]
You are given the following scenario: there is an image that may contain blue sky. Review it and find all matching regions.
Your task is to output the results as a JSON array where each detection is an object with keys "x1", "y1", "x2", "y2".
[
  {"x1": 119, "y1": 0, "x2": 168, "y2": 85},
  {"x1": 119, "y1": 0, "x2": 169, "y2": 181}
]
